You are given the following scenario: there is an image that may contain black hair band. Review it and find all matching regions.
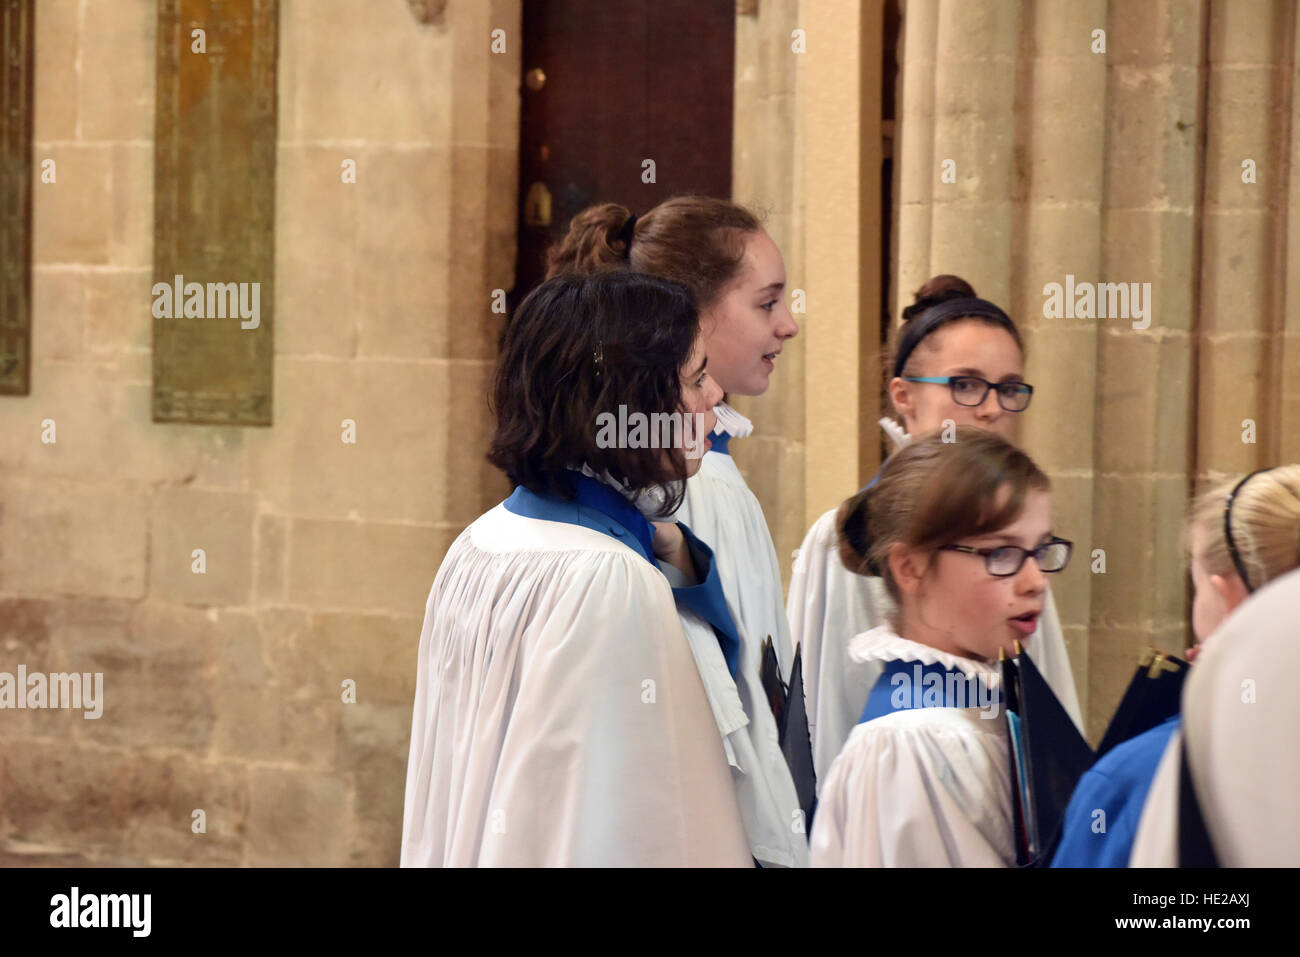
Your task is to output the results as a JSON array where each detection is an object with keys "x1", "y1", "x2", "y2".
[
  {"x1": 1223, "y1": 468, "x2": 1271, "y2": 593},
  {"x1": 892, "y1": 297, "x2": 1016, "y2": 379}
]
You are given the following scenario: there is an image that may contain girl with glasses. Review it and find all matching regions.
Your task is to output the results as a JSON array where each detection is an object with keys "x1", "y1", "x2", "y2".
[
  {"x1": 810, "y1": 428, "x2": 1072, "y2": 866},
  {"x1": 1056, "y1": 464, "x2": 1300, "y2": 867},
  {"x1": 788, "y1": 275, "x2": 1083, "y2": 785}
]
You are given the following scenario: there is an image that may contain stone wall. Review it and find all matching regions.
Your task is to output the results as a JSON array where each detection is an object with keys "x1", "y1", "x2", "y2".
[
  {"x1": 730, "y1": 0, "x2": 886, "y2": 586},
  {"x1": 0, "y1": 0, "x2": 519, "y2": 866},
  {"x1": 732, "y1": 0, "x2": 1300, "y2": 739},
  {"x1": 4, "y1": 0, "x2": 1296, "y2": 865}
]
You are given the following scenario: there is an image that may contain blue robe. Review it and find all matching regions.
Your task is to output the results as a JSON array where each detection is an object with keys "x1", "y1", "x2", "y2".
[{"x1": 1050, "y1": 714, "x2": 1182, "y2": 867}]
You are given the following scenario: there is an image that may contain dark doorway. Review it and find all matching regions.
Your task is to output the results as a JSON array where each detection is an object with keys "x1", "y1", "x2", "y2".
[
  {"x1": 512, "y1": 0, "x2": 735, "y2": 307},
  {"x1": 879, "y1": 0, "x2": 902, "y2": 463}
]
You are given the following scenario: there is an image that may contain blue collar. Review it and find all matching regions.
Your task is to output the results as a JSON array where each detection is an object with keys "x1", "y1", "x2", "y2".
[
  {"x1": 567, "y1": 472, "x2": 656, "y2": 560},
  {"x1": 503, "y1": 472, "x2": 656, "y2": 565},
  {"x1": 859, "y1": 658, "x2": 1000, "y2": 724},
  {"x1": 501, "y1": 473, "x2": 740, "y2": 679},
  {"x1": 709, "y1": 429, "x2": 732, "y2": 456}
]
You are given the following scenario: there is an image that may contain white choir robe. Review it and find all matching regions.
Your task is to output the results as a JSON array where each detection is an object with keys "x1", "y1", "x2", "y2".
[
  {"x1": 672, "y1": 418, "x2": 812, "y2": 864},
  {"x1": 810, "y1": 630, "x2": 1015, "y2": 867},
  {"x1": 400, "y1": 502, "x2": 753, "y2": 867},
  {"x1": 659, "y1": 556, "x2": 810, "y2": 867},
  {"x1": 675, "y1": 426, "x2": 795, "y2": 679},
  {"x1": 788, "y1": 503, "x2": 1084, "y2": 786}
]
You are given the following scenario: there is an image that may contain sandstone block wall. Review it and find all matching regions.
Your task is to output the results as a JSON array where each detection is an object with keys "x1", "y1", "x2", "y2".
[
  {"x1": 0, "y1": 0, "x2": 519, "y2": 866},
  {"x1": 731, "y1": 0, "x2": 1300, "y2": 738}
]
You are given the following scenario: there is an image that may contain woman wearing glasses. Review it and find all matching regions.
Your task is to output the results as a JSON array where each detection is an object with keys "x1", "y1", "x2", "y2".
[
  {"x1": 787, "y1": 276, "x2": 1082, "y2": 785},
  {"x1": 810, "y1": 429, "x2": 1073, "y2": 866}
]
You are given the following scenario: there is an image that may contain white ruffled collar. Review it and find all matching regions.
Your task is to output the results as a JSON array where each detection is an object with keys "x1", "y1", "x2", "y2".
[
  {"x1": 878, "y1": 416, "x2": 912, "y2": 450},
  {"x1": 849, "y1": 625, "x2": 1002, "y2": 685},
  {"x1": 712, "y1": 401, "x2": 753, "y2": 439},
  {"x1": 572, "y1": 464, "x2": 682, "y2": 520}
]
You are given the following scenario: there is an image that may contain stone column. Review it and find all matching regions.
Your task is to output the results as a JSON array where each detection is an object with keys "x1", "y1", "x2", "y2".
[
  {"x1": 731, "y1": 0, "x2": 808, "y2": 585},
  {"x1": 1013, "y1": 0, "x2": 1109, "y2": 715},
  {"x1": 1195, "y1": 0, "x2": 1298, "y2": 476},
  {"x1": 1088, "y1": 0, "x2": 1202, "y2": 736},
  {"x1": 731, "y1": 0, "x2": 884, "y2": 586},
  {"x1": 894, "y1": 0, "x2": 1205, "y2": 737}
]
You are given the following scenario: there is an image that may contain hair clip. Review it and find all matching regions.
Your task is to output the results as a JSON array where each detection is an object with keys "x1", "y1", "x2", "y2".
[{"x1": 593, "y1": 341, "x2": 603, "y2": 378}]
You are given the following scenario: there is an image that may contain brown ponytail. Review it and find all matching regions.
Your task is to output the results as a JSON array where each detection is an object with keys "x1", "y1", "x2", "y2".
[
  {"x1": 544, "y1": 203, "x2": 637, "y2": 276},
  {"x1": 547, "y1": 195, "x2": 762, "y2": 311}
]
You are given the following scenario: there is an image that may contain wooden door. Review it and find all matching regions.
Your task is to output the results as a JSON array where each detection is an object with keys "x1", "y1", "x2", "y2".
[{"x1": 513, "y1": 0, "x2": 735, "y2": 306}]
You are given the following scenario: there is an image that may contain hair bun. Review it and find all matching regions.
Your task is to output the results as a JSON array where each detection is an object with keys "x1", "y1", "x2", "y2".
[
  {"x1": 545, "y1": 203, "x2": 634, "y2": 278},
  {"x1": 836, "y1": 487, "x2": 881, "y2": 577},
  {"x1": 902, "y1": 274, "x2": 977, "y2": 321}
]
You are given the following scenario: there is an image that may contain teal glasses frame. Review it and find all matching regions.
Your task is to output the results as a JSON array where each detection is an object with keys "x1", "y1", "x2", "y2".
[{"x1": 902, "y1": 375, "x2": 1034, "y2": 412}]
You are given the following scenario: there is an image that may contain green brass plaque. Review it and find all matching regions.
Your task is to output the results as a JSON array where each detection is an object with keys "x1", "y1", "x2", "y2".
[
  {"x1": 0, "y1": 0, "x2": 33, "y2": 396},
  {"x1": 152, "y1": 0, "x2": 277, "y2": 425}
]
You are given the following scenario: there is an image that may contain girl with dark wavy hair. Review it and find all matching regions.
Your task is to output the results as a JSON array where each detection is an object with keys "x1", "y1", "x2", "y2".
[{"x1": 401, "y1": 270, "x2": 756, "y2": 866}]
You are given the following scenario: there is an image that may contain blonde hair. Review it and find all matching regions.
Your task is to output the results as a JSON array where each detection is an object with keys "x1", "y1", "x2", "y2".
[{"x1": 1186, "y1": 465, "x2": 1300, "y2": 589}]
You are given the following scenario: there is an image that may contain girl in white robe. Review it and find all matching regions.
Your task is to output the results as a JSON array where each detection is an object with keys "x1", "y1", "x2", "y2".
[
  {"x1": 811, "y1": 428, "x2": 1073, "y2": 866},
  {"x1": 402, "y1": 270, "x2": 804, "y2": 866},
  {"x1": 788, "y1": 277, "x2": 1082, "y2": 784},
  {"x1": 402, "y1": 493, "x2": 752, "y2": 866},
  {"x1": 547, "y1": 200, "x2": 811, "y2": 850},
  {"x1": 548, "y1": 200, "x2": 798, "y2": 678}
]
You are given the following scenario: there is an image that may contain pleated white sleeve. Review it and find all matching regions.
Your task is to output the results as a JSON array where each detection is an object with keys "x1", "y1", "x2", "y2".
[
  {"x1": 788, "y1": 505, "x2": 1085, "y2": 786},
  {"x1": 401, "y1": 504, "x2": 753, "y2": 867},
  {"x1": 675, "y1": 449, "x2": 794, "y2": 677},
  {"x1": 671, "y1": 450, "x2": 810, "y2": 866},
  {"x1": 810, "y1": 708, "x2": 1015, "y2": 867}
]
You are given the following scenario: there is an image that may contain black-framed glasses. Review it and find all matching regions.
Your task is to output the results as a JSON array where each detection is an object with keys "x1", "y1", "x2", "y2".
[
  {"x1": 938, "y1": 537, "x2": 1073, "y2": 577},
  {"x1": 903, "y1": 375, "x2": 1034, "y2": 412}
]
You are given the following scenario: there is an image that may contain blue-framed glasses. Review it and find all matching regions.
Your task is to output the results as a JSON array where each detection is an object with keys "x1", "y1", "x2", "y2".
[
  {"x1": 903, "y1": 375, "x2": 1034, "y2": 412},
  {"x1": 938, "y1": 537, "x2": 1073, "y2": 577}
]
